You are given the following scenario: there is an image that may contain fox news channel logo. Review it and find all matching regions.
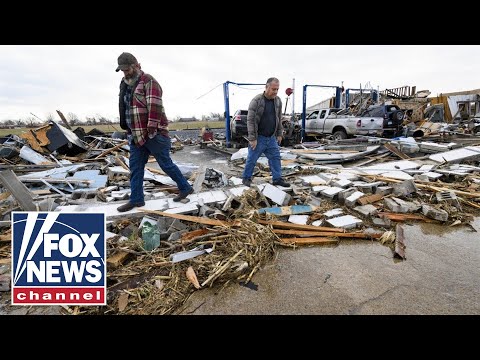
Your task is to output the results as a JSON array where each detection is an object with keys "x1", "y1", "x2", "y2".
[{"x1": 11, "y1": 212, "x2": 106, "y2": 306}]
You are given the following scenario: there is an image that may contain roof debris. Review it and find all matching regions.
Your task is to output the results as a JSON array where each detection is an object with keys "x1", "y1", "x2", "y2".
[{"x1": 1, "y1": 118, "x2": 480, "y2": 314}]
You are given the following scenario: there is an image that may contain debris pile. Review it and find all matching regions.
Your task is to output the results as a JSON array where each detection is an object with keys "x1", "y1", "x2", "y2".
[{"x1": 1, "y1": 119, "x2": 480, "y2": 315}]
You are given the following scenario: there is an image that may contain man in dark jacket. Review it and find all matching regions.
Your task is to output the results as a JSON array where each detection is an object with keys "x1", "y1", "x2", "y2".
[
  {"x1": 115, "y1": 52, "x2": 193, "y2": 212},
  {"x1": 242, "y1": 77, "x2": 290, "y2": 188}
]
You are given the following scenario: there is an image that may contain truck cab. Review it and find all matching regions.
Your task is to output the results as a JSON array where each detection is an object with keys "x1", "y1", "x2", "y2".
[{"x1": 304, "y1": 107, "x2": 386, "y2": 140}]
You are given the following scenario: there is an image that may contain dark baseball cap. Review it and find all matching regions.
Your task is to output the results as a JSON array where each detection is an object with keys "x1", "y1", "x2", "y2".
[{"x1": 115, "y1": 52, "x2": 138, "y2": 72}]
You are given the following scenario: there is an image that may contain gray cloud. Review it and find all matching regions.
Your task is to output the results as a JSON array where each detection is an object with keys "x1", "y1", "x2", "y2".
[{"x1": 1, "y1": 45, "x2": 479, "y2": 122}]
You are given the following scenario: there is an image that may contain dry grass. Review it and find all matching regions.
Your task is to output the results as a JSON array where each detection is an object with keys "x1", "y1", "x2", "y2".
[
  {"x1": 0, "y1": 121, "x2": 226, "y2": 137},
  {"x1": 83, "y1": 189, "x2": 278, "y2": 315}
]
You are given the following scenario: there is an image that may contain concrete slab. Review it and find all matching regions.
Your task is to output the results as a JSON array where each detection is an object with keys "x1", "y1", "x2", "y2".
[
  {"x1": 288, "y1": 215, "x2": 309, "y2": 225},
  {"x1": 299, "y1": 175, "x2": 327, "y2": 185},
  {"x1": 378, "y1": 171, "x2": 413, "y2": 180},
  {"x1": 55, "y1": 198, "x2": 169, "y2": 220},
  {"x1": 345, "y1": 191, "x2": 365, "y2": 207},
  {"x1": 332, "y1": 178, "x2": 352, "y2": 188},
  {"x1": 358, "y1": 160, "x2": 421, "y2": 174},
  {"x1": 354, "y1": 204, "x2": 378, "y2": 217},
  {"x1": 326, "y1": 215, "x2": 363, "y2": 229},
  {"x1": 429, "y1": 146, "x2": 480, "y2": 163},
  {"x1": 321, "y1": 186, "x2": 344, "y2": 198},
  {"x1": 421, "y1": 172, "x2": 443, "y2": 180},
  {"x1": 311, "y1": 185, "x2": 330, "y2": 194},
  {"x1": 227, "y1": 186, "x2": 250, "y2": 197},
  {"x1": 422, "y1": 205, "x2": 448, "y2": 222},
  {"x1": 166, "y1": 190, "x2": 227, "y2": 209},
  {"x1": 180, "y1": 218, "x2": 480, "y2": 315},
  {"x1": 261, "y1": 183, "x2": 291, "y2": 206},
  {"x1": 323, "y1": 208, "x2": 344, "y2": 218}
]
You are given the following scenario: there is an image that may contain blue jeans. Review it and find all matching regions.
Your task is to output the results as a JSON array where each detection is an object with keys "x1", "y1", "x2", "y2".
[
  {"x1": 128, "y1": 134, "x2": 192, "y2": 203},
  {"x1": 242, "y1": 135, "x2": 282, "y2": 181}
]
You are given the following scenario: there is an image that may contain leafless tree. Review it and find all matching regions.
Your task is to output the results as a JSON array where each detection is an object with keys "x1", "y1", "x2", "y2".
[
  {"x1": 23, "y1": 116, "x2": 39, "y2": 128},
  {"x1": 67, "y1": 112, "x2": 80, "y2": 126}
]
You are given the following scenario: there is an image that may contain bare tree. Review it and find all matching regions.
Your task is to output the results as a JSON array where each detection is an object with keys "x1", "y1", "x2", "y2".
[
  {"x1": 22, "y1": 116, "x2": 40, "y2": 128},
  {"x1": 210, "y1": 112, "x2": 224, "y2": 121},
  {"x1": 3, "y1": 119, "x2": 15, "y2": 128},
  {"x1": 15, "y1": 119, "x2": 25, "y2": 127},
  {"x1": 65, "y1": 112, "x2": 79, "y2": 127},
  {"x1": 95, "y1": 114, "x2": 111, "y2": 124},
  {"x1": 85, "y1": 117, "x2": 97, "y2": 126},
  {"x1": 45, "y1": 113, "x2": 55, "y2": 122}
]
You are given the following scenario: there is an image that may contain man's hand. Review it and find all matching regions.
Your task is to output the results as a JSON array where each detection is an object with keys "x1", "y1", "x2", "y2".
[
  {"x1": 277, "y1": 136, "x2": 282, "y2": 145},
  {"x1": 249, "y1": 139, "x2": 257, "y2": 150},
  {"x1": 147, "y1": 126, "x2": 157, "y2": 139}
]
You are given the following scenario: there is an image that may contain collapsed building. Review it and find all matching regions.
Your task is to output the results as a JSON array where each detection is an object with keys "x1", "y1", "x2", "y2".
[{"x1": 0, "y1": 114, "x2": 479, "y2": 314}]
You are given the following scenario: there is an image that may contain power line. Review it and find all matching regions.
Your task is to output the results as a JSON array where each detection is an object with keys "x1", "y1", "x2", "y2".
[
  {"x1": 233, "y1": 85, "x2": 264, "y2": 91},
  {"x1": 195, "y1": 83, "x2": 223, "y2": 100},
  {"x1": 195, "y1": 82, "x2": 264, "y2": 103}
]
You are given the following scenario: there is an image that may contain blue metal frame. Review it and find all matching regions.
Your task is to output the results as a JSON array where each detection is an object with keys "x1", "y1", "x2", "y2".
[
  {"x1": 301, "y1": 84, "x2": 341, "y2": 141},
  {"x1": 224, "y1": 80, "x2": 264, "y2": 148}
]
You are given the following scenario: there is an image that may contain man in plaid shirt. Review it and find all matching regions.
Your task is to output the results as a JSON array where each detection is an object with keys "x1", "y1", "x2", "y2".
[{"x1": 116, "y1": 52, "x2": 193, "y2": 212}]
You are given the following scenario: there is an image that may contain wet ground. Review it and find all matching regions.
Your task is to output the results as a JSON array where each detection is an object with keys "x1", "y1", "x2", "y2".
[
  {"x1": 179, "y1": 217, "x2": 480, "y2": 315},
  {"x1": 1, "y1": 141, "x2": 479, "y2": 315}
]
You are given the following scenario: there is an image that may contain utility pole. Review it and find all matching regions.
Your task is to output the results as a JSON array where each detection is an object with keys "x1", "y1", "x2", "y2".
[{"x1": 291, "y1": 78, "x2": 295, "y2": 119}]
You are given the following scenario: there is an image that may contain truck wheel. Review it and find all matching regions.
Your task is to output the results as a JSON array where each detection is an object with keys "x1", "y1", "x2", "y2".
[
  {"x1": 392, "y1": 110, "x2": 404, "y2": 122},
  {"x1": 332, "y1": 130, "x2": 347, "y2": 140}
]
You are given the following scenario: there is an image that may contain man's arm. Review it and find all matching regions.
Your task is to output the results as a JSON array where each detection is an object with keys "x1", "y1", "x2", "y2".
[
  {"x1": 276, "y1": 97, "x2": 284, "y2": 139},
  {"x1": 118, "y1": 81, "x2": 129, "y2": 131},
  {"x1": 145, "y1": 79, "x2": 165, "y2": 136},
  {"x1": 246, "y1": 96, "x2": 258, "y2": 142}
]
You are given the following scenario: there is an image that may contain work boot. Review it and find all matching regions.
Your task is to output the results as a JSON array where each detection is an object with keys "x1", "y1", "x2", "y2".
[
  {"x1": 117, "y1": 201, "x2": 145, "y2": 212},
  {"x1": 242, "y1": 178, "x2": 252, "y2": 187},
  {"x1": 173, "y1": 188, "x2": 194, "y2": 202},
  {"x1": 272, "y1": 178, "x2": 290, "y2": 187}
]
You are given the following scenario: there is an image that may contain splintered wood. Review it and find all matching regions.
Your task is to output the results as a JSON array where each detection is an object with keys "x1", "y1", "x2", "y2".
[{"x1": 85, "y1": 215, "x2": 277, "y2": 315}]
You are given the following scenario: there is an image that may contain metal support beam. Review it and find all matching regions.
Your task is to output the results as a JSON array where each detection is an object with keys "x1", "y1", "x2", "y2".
[
  {"x1": 301, "y1": 84, "x2": 341, "y2": 142},
  {"x1": 224, "y1": 81, "x2": 264, "y2": 148}
]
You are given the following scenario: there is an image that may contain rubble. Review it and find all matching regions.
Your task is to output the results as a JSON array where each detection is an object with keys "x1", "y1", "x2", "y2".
[{"x1": 1, "y1": 120, "x2": 480, "y2": 315}]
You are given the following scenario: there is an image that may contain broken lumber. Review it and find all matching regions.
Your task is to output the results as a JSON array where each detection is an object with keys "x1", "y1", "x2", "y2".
[
  {"x1": 139, "y1": 209, "x2": 235, "y2": 227},
  {"x1": 107, "y1": 251, "x2": 131, "y2": 269},
  {"x1": 364, "y1": 175, "x2": 480, "y2": 198},
  {"x1": 273, "y1": 229, "x2": 383, "y2": 239},
  {"x1": 94, "y1": 140, "x2": 128, "y2": 159},
  {"x1": 257, "y1": 204, "x2": 318, "y2": 216},
  {"x1": 394, "y1": 224, "x2": 406, "y2": 260},
  {"x1": 357, "y1": 193, "x2": 384, "y2": 205},
  {"x1": 378, "y1": 212, "x2": 437, "y2": 222},
  {"x1": 384, "y1": 143, "x2": 410, "y2": 159},
  {"x1": 258, "y1": 219, "x2": 342, "y2": 233},
  {"x1": 278, "y1": 237, "x2": 339, "y2": 245}
]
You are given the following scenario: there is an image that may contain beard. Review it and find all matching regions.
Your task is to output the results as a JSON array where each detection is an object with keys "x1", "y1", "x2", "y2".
[{"x1": 123, "y1": 70, "x2": 140, "y2": 86}]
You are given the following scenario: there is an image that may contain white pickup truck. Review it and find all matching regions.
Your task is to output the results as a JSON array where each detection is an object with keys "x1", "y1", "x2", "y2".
[{"x1": 304, "y1": 106, "x2": 403, "y2": 140}]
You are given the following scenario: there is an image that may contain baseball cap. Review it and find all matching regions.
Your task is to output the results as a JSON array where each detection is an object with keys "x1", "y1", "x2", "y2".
[{"x1": 115, "y1": 52, "x2": 138, "y2": 72}]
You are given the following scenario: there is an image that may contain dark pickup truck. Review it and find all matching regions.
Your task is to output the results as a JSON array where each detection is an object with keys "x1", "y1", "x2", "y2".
[
  {"x1": 229, "y1": 109, "x2": 248, "y2": 141},
  {"x1": 359, "y1": 104, "x2": 404, "y2": 137}
]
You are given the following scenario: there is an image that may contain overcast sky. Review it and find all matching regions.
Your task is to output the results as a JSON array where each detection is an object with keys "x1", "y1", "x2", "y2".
[{"x1": 0, "y1": 45, "x2": 479, "y2": 122}]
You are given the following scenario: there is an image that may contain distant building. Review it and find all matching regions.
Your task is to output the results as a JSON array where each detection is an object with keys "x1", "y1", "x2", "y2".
[
  {"x1": 307, "y1": 96, "x2": 336, "y2": 112},
  {"x1": 178, "y1": 117, "x2": 197, "y2": 122}
]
